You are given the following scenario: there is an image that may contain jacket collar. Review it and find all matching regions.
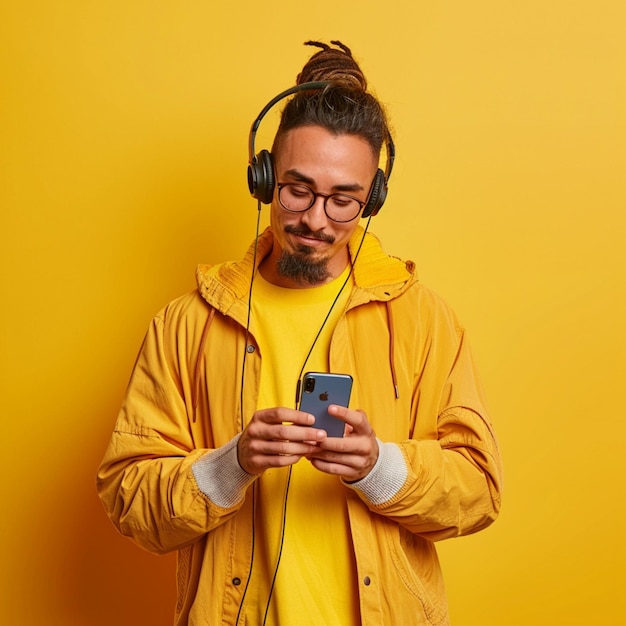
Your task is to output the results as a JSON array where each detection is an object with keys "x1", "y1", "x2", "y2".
[{"x1": 196, "y1": 226, "x2": 417, "y2": 320}]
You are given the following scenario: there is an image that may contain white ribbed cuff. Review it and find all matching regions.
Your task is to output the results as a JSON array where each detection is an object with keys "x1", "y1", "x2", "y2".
[
  {"x1": 192, "y1": 434, "x2": 256, "y2": 508},
  {"x1": 344, "y1": 439, "x2": 407, "y2": 505}
]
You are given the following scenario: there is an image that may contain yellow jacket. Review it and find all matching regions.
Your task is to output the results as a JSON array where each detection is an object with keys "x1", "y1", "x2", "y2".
[{"x1": 97, "y1": 227, "x2": 503, "y2": 625}]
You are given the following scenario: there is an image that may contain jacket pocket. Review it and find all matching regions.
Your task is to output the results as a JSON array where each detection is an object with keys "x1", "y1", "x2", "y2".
[
  {"x1": 175, "y1": 545, "x2": 192, "y2": 614},
  {"x1": 382, "y1": 523, "x2": 449, "y2": 626}
]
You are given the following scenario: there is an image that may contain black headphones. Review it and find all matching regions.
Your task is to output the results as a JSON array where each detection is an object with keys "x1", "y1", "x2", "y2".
[{"x1": 247, "y1": 81, "x2": 395, "y2": 218}]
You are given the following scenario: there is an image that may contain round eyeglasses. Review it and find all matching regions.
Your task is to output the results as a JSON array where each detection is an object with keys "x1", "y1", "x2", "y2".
[{"x1": 277, "y1": 183, "x2": 366, "y2": 223}]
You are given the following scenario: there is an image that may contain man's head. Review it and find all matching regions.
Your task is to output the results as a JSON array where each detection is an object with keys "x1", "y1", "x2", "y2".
[{"x1": 259, "y1": 41, "x2": 392, "y2": 288}]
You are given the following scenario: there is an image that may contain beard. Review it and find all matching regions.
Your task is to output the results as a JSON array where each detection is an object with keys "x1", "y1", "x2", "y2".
[
  {"x1": 276, "y1": 248, "x2": 330, "y2": 285},
  {"x1": 276, "y1": 226, "x2": 335, "y2": 285}
]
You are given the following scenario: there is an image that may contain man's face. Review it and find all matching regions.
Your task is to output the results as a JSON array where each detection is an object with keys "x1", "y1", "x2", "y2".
[{"x1": 262, "y1": 125, "x2": 378, "y2": 288}]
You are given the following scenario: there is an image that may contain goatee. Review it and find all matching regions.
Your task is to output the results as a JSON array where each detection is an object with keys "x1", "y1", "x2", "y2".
[
  {"x1": 275, "y1": 225, "x2": 336, "y2": 285},
  {"x1": 276, "y1": 248, "x2": 330, "y2": 285}
]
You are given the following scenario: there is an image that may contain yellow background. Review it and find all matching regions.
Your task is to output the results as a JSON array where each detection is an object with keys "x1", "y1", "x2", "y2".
[{"x1": 1, "y1": 1, "x2": 624, "y2": 624}]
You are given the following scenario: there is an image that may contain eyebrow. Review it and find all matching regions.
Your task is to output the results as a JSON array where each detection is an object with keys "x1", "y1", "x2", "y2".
[{"x1": 282, "y1": 168, "x2": 365, "y2": 193}]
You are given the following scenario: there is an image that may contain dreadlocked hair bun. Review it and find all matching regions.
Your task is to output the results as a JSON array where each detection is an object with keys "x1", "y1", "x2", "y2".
[
  {"x1": 274, "y1": 40, "x2": 390, "y2": 158},
  {"x1": 296, "y1": 40, "x2": 367, "y2": 91}
]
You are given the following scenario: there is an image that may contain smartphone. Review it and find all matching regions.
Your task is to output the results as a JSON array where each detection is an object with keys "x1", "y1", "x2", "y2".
[{"x1": 298, "y1": 372, "x2": 353, "y2": 438}]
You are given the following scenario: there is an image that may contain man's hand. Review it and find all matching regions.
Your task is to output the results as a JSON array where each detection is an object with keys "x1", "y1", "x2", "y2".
[
  {"x1": 237, "y1": 407, "x2": 327, "y2": 475},
  {"x1": 307, "y1": 405, "x2": 379, "y2": 482}
]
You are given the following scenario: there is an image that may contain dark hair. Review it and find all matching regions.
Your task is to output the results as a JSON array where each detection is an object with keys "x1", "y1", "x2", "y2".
[{"x1": 272, "y1": 41, "x2": 391, "y2": 157}]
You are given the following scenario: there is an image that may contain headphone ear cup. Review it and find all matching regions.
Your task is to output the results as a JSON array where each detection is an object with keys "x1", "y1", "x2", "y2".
[
  {"x1": 247, "y1": 149, "x2": 275, "y2": 204},
  {"x1": 362, "y1": 169, "x2": 387, "y2": 218}
]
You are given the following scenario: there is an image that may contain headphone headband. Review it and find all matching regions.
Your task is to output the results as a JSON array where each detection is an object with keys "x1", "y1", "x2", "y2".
[{"x1": 248, "y1": 81, "x2": 331, "y2": 163}]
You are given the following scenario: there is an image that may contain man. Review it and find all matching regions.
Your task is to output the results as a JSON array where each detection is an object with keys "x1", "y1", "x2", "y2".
[{"x1": 97, "y1": 41, "x2": 503, "y2": 625}]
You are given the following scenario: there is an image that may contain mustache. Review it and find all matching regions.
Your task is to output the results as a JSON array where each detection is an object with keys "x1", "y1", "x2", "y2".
[{"x1": 284, "y1": 225, "x2": 335, "y2": 244}]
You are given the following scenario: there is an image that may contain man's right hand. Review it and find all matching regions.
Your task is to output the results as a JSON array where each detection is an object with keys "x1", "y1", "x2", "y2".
[{"x1": 237, "y1": 407, "x2": 327, "y2": 475}]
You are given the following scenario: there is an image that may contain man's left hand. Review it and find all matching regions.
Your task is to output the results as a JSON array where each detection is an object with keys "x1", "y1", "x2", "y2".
[{"x1": 307, "y1": 405, "x2": 379, "y2": 482}]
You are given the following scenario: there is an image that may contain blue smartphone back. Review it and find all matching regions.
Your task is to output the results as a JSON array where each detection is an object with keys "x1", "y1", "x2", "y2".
[{"x1": 298, "y1": 372, "x2": 353, "y2": 437}]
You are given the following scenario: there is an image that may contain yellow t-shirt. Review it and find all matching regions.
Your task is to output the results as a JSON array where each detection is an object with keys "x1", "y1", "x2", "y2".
[{"x1": 244, "y1": 266, "x2": 360, "y2": 626}]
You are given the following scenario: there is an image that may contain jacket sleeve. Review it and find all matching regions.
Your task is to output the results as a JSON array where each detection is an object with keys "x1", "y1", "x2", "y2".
[
  {"x1": 96, "y1": 309, "x2": 255, "y2": 555},
  {"x1": 345, "y1": 305, "x2": 503, "y2": 542}
]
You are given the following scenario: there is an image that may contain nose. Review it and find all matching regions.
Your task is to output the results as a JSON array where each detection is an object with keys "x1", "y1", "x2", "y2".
[{"x1": 300, "y1": 194, "x2": 328, "y2": 232}]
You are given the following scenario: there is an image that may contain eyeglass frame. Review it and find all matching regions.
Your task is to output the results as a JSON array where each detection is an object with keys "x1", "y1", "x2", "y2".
[{"x1": 276, "y1": 182, "x2": 369, "y2": 223}]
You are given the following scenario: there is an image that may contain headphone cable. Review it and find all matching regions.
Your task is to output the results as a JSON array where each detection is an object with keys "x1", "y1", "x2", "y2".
[
  {"x1": 235, "y1": 199, "x2": 262, "y2": 625},
  {"x1": 262, "y1": 465, "x2": 293, "y2": 625},
  {"x1": 294, "y1": 218, "x2": 372, "y2": 404}
]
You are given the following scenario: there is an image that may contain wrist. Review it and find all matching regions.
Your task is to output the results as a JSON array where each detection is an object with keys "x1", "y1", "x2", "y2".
[
  {"x1": 192, "y1": 434, "x2": 256, "y2": 508},
  {"x1": 342, "y1": 439, "x2": 407, "y2": 505}
]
